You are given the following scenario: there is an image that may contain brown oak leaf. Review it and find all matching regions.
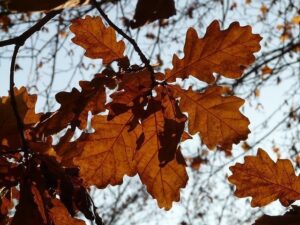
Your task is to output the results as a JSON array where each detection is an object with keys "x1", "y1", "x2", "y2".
[
  {"x1": 70, "y1": 15, "x2": 125, "y2": 64},
  {"x1": 156, "y1": 85, "x2": 187, "y2": 165},
  {"x1": 228, "y1": 148, "x2": 300, "y2": 207},
  {"x1": 165, "y1": 20, "x2": 262, "y2": 83},
  {"x1": 108, "y1": 68, "x2": 153, "y2": 118},
  {"x1": 0, "y1": 87, "x2": 40, "y2": 149},
  {"x1": 36, "y1": 74, "x2": 114, "y2": 136},
  {"x1": 73, "y1": 112, "x2": 142, "y2": 188},
  {"x1": 136, "y1": 99, "x2": 188, "y2": 209},
  {"x1": 49, "y1": 199, "x2": 85, "y2": 225},
  {"x1": 172, "y1": 85, "x2": 249, "y2": 150}
]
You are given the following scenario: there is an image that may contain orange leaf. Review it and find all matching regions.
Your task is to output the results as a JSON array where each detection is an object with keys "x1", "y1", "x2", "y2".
[
  {"x1": 136, "y1": 99, "x2": 188, "y2": 209},
  {"x1": 0, "y1": 87, "x2": 40, "y2": 149},
  {"x1": 292, "y1": 15, "x2": 300, "y2": 25},
  {"x1": 36, "y1": 74, "x2": 113, "y2": 136},
  {"x1": 261, "y1": 65, "x2": 273, "y2": 75},
  {"x1": 70, "y1": 15, "x2": 125, "y2": 64},
  {"x1": 172, "y1": 85, "x2": 250, "y2": 150},
  {"x1": 54, "y1": 129, "x2": 77, "y2": 167},
  {"x1": 228, "y1": 148, "x2": 300, "y2": 207},
  {"x1": 166, "y1": 20, "x2": 261, "y2": 83},
  {"x1": 108, "y1": 69, "x2": 153, "y2": 118},
  {"x1": 49, "y1": 199, "x2": 85, "y2": 225},
  {"x1": 156, "y1": 86, "x2": 187, "y2": 165},
  {"x1": 73, "y1": 112, "x2": 142, "y2": 188},
  {"x1": 260, "y1": 4, "x2": 268, "y2": 16}
]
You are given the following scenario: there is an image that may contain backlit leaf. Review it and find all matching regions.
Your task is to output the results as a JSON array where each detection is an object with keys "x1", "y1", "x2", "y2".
[
  {"x1": 49, "y1": 199, "x2": 85, "y2": 225},
  {"x1": 36, "y1": 74, "x2": 114, "y2": 136},
  {"x1": 136, "y1": 99, "x2": 188, "y2": 209},
  {"x1": 0, "y1": 87, "x2": 40, "y2": 149},
  {"x1": 228, "y1": 148, "x2": 300, "y2": 207},
  {"x1": 156, "y1": 86, "x2": 187, "y2": 165},
  {"x1": 74, "y1": 112, "x2": 142, "y2": 188},
  {"x1": 172, "y1": 85, "x2": 249, "y2": 150},
  {"x1": 165, "y1": 20, "x2": 261, "y2": 83},
  {"x1": 108, "y1": 69, "x2": 153, "y2": 118},
  {"x1": 70, "y1": 15, "x2": 125, "y2": 64}
]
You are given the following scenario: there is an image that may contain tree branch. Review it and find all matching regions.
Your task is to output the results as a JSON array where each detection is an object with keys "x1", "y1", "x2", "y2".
[
  {"x1": 0, "y1": 10, "x2": 62, "y2": 47},
  {"x1": 3, "y1": 10, "x2": 62, "y2": 159},
  {"x1": 9, "y1": 44, "x2": 28, "y2": 157}
]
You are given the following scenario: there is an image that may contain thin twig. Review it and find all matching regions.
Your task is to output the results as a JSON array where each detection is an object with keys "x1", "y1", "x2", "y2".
[
  {"x1": 0, "y1": 10, "x2": 62, "y2": 47},
  {"x1": 9, "y1": 44, "x2": 28, "y2": 157},
  {"x1": 3, "y1": 11, "x2": 62, "y2": 160},
  {"x1": 91, "y1": 0, "x2": 155, "y2": 77}
]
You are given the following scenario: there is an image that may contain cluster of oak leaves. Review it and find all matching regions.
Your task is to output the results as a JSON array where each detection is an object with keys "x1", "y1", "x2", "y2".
[{"x1": 1, "y1": 13, "x2": 300, "y2": 225}]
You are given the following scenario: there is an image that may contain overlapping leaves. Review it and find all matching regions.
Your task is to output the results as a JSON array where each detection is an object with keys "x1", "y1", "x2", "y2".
[
  {"x1": 0, "y1": 15, "x2": 262, "y2": 224},
  {"x1": 53, "y1": 16, "x2": 260, "y2": 209}
]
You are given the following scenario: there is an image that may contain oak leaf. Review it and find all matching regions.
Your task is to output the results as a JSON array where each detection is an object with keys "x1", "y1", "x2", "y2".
[
  {"x1": 36, "y1": 74, "x2": 113, "y2": 136},
  {"x1": 136, "y1": 99, "x2": 188, "y2": 209},
  {"x1": 156, "y1": 86, "x2": 187, "y2": 165},
  {"x1": 172, "y1": 85, "x2": 250, "y2": 150},
  {"x1": 70, "y1": 16, "x2": 125, "y2": 64},
  {"x1": 130, "y1": 0, "x2": 176, "y2": 28},
  {"x1": 108, "y1": 69, "x2": 153, "y2": 117},
  {"x1": 165, "y1": 20, "x2": 262, "y2": 83},
  {"x1": 0, "y1": 87, "x2": 40, "y2": 149},
  {"x1": 54, "y1": 129, "x2": 78, "y2": 167},
  {"x1": 228, "y1": 148, "x2": 300, "y2": 207},
  {"x1": 73, "y1": 112, "x2": 142, "y2": 188},
  {"x1": 49, "y1": 199, "x2": 85, "y2": 225}
]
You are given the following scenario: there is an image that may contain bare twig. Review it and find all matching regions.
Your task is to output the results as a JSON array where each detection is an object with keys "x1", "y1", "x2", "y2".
[
  {"x1": 0, "y1": 10, "x2": 62, "y2": 47},
  {"x1": 3, "y1": 10, "x2": 62, "y2": 159}
]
